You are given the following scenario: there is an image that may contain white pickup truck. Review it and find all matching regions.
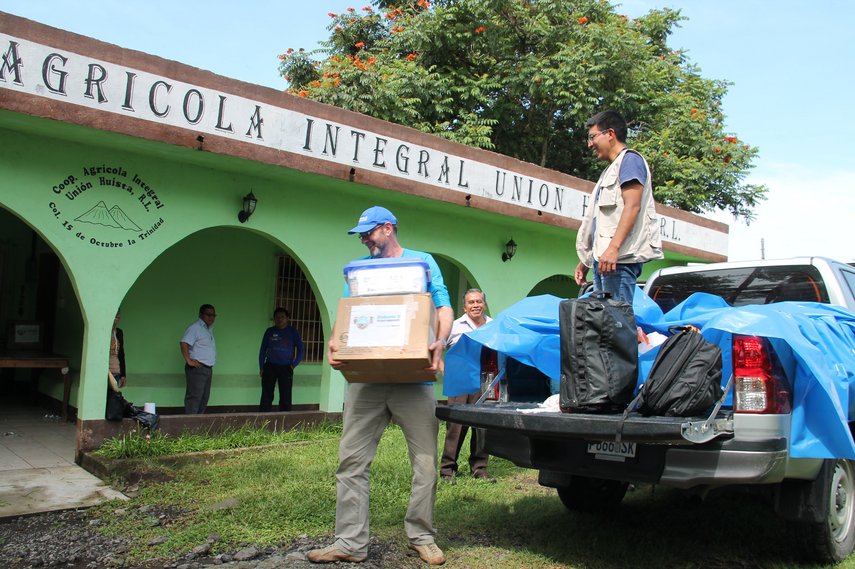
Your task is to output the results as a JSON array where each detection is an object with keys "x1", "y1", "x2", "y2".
[{"x1": 436, "y1": 257, "x2": 855, "y2": 563}]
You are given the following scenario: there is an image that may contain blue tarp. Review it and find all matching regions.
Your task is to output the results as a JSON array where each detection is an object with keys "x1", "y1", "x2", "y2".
[{"x1": 443, "y1": 289, "x2": 855, "y2": 459}]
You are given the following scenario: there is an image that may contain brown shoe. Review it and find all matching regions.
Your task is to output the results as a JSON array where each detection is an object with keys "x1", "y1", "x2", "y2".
[
  {"x1": 307, "y1": 544, "x2": 366, "y2": 563},
  {"x1": 473, "y1": 471, "x2": 496, "y2": 483},
  {"x1": 409, "y1": 542, "x2": 446, "y2": 565}
]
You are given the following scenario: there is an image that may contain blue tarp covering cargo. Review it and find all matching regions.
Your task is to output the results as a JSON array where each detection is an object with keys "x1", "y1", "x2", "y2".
[{"x1": 443, "y1": 289, "x2": 855, "y2": 459}]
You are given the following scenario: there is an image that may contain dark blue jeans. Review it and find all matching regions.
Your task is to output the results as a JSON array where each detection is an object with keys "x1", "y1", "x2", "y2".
[
  {"x1": 260, "y1": 363, "x2": 294, "y2": 412},
  {"x1": 593, "y1": 261, "x2": 642, "y2": 304}
]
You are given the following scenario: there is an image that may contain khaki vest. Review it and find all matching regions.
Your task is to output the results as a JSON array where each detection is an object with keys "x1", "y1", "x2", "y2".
[{"x1": 576, "y1": 149, "x2": 663, "y2": 266}]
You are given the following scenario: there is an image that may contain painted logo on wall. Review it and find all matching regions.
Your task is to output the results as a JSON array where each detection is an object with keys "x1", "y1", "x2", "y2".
[{"x1": 48, "y1": 165, "x2": 166, "y2": 248}]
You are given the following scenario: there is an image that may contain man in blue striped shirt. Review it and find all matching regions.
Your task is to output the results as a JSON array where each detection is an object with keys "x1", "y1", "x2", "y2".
[{"x1": 258, "y1": 308, "x2": 304, "y2": 412}]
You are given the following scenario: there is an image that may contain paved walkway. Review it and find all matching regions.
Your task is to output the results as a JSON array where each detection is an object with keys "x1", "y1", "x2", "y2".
[{"x1": 0, "y1": 402, "x2": 126, "y2": 517}]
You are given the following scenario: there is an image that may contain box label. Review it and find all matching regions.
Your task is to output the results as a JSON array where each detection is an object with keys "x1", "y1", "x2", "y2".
[{"x1": 346, "y1": 304, "x2": 409, "y2": 347}]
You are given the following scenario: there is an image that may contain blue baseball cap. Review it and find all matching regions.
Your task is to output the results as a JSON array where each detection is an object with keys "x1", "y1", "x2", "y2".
[{"x1": 347, "y1": 206, "x2": 398, "y2": 234}]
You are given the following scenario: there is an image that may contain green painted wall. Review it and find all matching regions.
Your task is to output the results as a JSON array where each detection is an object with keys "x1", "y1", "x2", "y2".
[
  {"x1": 118, "y1": 228, "x2": 325, "y2": 409},
  {"x1": 0, "y1": 113, "x2": 698, "y2": 421}
]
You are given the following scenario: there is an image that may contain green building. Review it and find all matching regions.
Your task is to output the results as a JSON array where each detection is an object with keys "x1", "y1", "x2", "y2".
[{"x1": 0, "y1": 13, "x2": 727, "y2": 456}]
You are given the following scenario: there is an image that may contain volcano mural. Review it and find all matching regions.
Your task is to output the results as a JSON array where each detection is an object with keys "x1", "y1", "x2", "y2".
[{"x1": 75, "y1": 201, "x2": 141, "y2": 231}]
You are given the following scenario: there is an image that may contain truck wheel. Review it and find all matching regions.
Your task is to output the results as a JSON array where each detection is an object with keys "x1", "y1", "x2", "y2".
[
  {"x1": 556, "y1": 476, "x2": 628, "y2": 513},
  {"x1": 798, "y1": 459, "x2": 855, "y2": 563}
]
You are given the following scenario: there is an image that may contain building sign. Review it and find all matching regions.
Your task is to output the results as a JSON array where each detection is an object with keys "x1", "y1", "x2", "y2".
[
  {"x1": 0, "y1": 32, "x2": 726, "y2": 256},
  {"x1": 48, "y1": 164, "x2": 165, "y2": 248}
]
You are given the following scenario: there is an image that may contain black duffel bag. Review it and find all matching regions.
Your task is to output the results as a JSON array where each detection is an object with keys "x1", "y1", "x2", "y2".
[{"x1": 559, "y1": 292, "x2": 638, "y2": 413}]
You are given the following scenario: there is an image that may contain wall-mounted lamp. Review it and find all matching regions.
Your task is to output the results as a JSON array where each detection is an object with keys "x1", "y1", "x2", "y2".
[
  {"x1": 501, "y1": 239, "x2": 517, "y2": 262},
  {"x1": 238, "y1": 191, "x2": 257, "y2": 223}
]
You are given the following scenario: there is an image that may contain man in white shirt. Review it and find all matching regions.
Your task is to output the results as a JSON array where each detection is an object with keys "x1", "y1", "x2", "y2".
[
  {"x1": 180, "y1": 304, "x2": 217, "y2": 414},
  {"x1": 440, "y1": 288, "x2": 495, "y2": 483}
]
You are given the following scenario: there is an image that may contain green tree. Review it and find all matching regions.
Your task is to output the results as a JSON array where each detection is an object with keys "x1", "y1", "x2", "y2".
[{"x1": 279, "y1": 0, "x2": 765, "y2": 219}]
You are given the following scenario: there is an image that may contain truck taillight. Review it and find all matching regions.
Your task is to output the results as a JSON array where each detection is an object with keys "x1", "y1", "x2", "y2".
[
  {"x1": 480, "y1": 347, "x2": 500, "y2": 401},
  {"x1": 732, "y1": 335, "x2": 791, "y2": 414}
]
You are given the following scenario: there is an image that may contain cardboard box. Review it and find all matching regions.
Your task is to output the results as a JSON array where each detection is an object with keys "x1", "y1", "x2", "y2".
[{"x1": 332, "y1": 293, "x2": 437, "y2": 383}]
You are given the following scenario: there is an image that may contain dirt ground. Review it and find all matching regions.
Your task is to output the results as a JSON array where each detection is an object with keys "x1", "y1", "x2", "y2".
[{"x1": 0, "y1": 506, "x2": 425, "y2": 569}]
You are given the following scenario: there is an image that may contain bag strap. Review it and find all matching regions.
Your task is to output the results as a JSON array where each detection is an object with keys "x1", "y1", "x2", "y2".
[
  {"x1": 702, "y1": 373, "x2": 733, "y2": 431},
  {"x1": 615, "y1": 388, "x2": 644, "y2": 443},
  {"x1": 668, "y1": 324, "x2": 702, "y2": 335},
  {"x1": 681, "y1": 374, "x2": 734, "y2": 444},
  {"x1": 475, "y1": 367, "x2": 506, "y2": 404}
]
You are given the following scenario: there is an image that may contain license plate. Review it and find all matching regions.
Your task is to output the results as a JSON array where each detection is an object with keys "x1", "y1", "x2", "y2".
[{"x1": 587, "y1": 441, "x2": 637, "y2": 461}]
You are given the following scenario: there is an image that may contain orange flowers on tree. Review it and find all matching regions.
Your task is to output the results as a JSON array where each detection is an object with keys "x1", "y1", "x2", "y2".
[{"x1": 276, "y1": 0, "x2": 764, "y2": 220}]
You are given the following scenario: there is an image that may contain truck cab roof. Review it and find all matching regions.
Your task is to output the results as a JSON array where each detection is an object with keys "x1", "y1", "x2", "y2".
[{"x1": 644, "y1": 256, "x2": 855, "y2": 312}]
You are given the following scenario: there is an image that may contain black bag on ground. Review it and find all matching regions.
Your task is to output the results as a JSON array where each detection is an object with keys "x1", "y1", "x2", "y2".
[
  {"x1": 636, "y1": 326, "x2": 723, "y2": 417},
  {"x1": 106, "y1": 389, "x2": 160, "y2": 430},
  {"x1": 559, "y1": 292, "x2": 638, "y2": 412},
  {"x1": 105, "y1": 389, "x2": 127, "y2": 420},
  {"x1": 132, "y1": 411, "x2": 160, "y2": 431}
]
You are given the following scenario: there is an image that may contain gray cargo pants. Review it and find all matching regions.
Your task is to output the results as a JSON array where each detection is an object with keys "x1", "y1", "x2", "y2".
[{"x1": 332, "y1": 382, "x2": 439, "y2": 557}]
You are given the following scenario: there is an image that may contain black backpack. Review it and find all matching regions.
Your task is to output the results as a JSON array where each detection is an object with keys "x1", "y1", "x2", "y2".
[
  {"x1": 559, "y1": 292, "x2": 638, "y2": 412},
  {"x1": 635, "y1": 326, "x2": 723, "y2": 417}
]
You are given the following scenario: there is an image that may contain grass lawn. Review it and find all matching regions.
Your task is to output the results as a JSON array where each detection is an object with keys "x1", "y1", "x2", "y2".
[{"x1": 93, "y1": 423, "x2": 851, "y2": 569}]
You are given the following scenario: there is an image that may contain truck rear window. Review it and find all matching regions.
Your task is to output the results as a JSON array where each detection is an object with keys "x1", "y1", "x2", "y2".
[{"x1": 648, "y1": 266, "x2": 829, "y2": 312}]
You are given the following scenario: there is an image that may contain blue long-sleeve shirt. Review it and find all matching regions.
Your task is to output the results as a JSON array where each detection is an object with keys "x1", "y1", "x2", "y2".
[{"x1": 258, "y1": 325, "x2": 304, "y2": 369}]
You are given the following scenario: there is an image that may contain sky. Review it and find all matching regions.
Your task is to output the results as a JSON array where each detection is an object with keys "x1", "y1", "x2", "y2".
[{"x1": 2, "y1": 0, "x2": 852, "y2": 263}]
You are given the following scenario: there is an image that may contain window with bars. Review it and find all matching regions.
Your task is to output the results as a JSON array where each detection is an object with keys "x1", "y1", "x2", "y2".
[{"x1": 274, "y1": 255, "x2": 324, "y2": 362}]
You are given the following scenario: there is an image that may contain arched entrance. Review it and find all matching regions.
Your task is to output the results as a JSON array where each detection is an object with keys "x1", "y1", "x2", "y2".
[
  {"x1": 0, "y1": 206, "x2": 85, "y2": 470},
  {"x1": 432, "y1": 253, "x2": 483, "y2": 315},
  {"x1": 117, "y1": 225, "x2": 330, "y2": 414},
  {"x1": 529, "y1": 274, "x2": 579, "y2": 300}
]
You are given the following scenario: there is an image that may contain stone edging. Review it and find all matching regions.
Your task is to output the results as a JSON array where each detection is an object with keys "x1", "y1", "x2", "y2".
[{"x1": 79, "y1": 439, "x2": 327, "y2": 481}]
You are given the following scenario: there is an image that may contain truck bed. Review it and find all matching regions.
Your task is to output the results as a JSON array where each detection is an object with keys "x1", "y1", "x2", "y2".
[{"x1": 436, "y1": 403, "x2": 734, "y2": 445}]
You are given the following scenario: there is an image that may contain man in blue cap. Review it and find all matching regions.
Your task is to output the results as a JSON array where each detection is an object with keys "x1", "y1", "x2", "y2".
[{"x1": 308, "y1": 206, "x2": 452, "y2": 566}]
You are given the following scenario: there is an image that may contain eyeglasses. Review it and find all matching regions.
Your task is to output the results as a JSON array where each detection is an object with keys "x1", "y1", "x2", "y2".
[
  {"x1": 358, "y1": 224, "x2": 384, "y2": 239},
  {"x1": 203, "y1": 312, "x2": 217, "y2": 317},
  {"x1": 587, "y1": 130, "x2": 610, "y2": 142}
]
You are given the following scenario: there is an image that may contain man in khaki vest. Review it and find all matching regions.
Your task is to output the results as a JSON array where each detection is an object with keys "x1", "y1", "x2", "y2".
[{"x1": 574, "y1": 110, "x2": 663, "y2": 302}]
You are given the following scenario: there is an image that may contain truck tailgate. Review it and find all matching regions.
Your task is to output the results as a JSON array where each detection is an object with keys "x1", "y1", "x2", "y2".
[{"x1": 436, "y1": 403, "x2": 734, "y2": 445}]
